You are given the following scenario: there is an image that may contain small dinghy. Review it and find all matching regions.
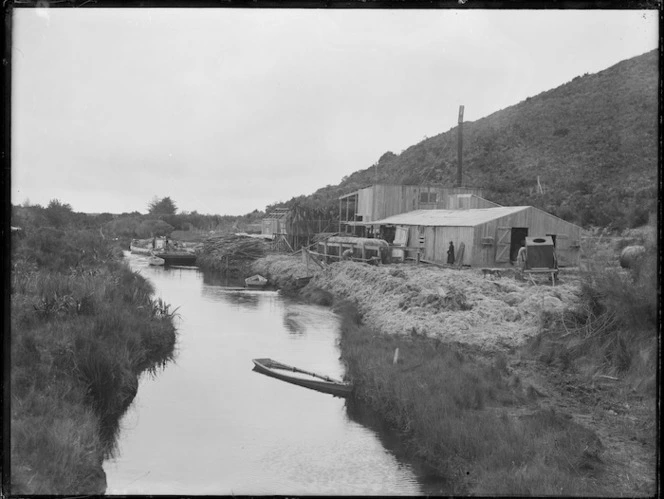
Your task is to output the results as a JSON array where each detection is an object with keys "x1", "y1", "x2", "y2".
[
  {"x1": 252, "y1": 358, "x2": 353, "y2": 397},
  {"x1": 245, "y1": 274, "x2": 268, "y2": 288},
  {"x1": 148, "y1": 256, "x2": 165, "y2": 266}
]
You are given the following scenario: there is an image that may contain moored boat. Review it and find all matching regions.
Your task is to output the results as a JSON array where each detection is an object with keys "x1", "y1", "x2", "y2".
[
  {"x1": 153, "y1": 252, "x2": 198, "y2": 266},
  {"x1": 252, "y1": 358, "x2": 353, "y2": 397},
  {"x1": 245, "y1": 274, "x2": 268, "y2": 288},
  {"x1": 148, "y1": 256, "x2": 165, "y2": 266},
  {"x1": 130, "y1": 244, "x2": 153, "y2": 255}
]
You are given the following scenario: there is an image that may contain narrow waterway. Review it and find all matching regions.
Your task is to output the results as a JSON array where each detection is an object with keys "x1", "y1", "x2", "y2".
[{"x1": 104, "y1": 254, "x2": 442, "y2": 495}]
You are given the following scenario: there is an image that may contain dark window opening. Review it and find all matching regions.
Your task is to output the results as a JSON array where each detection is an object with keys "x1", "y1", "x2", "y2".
[
  {"x1": 381, "y1": 226, "x2": 396, "y2": 244},
  {"x1": 510, "y1": 227, "x2": 529, "y2": 262},
  {"x1": 419, "y1": 192, "x2": 437, "y2": 203}
]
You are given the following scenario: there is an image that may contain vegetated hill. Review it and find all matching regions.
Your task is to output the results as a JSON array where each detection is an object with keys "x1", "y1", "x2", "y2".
[{"x1": 273, "y1": 49, "x2": 658, "y2": 230}]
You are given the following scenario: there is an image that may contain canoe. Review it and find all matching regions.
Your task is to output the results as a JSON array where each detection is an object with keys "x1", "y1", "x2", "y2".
[
  {"x1": 252, "y1": 358, "x2": 353, "y2": 398},
  {"x1": 153, "y1": 252, "x2": 198, "y2": 266},
  {"x1": 148, "y1": 256, "x2": 165, "y2": 266},
  {"x1": 245, "y1": 274, "x2": 268, "y2": 288}
]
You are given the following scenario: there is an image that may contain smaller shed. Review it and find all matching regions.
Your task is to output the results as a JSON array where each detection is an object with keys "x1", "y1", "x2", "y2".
[
  {"x1": 261, "y1": 208, "x2": 289, "y2": 237},
  {"x1": 366, "y1": 206, "x2": 582, "y2": 267}
]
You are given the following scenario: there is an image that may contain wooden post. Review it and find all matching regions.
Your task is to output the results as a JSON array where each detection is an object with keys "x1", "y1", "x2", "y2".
[
  {"x1": 457, "y1": 105, "x2": 464, "y2": 187},
  {"x1": 338, "y1": 198, "x2": 342, "y2": 234},
  {"x1": 306, "y1": 252, "x2": 310, "y2": 276}
]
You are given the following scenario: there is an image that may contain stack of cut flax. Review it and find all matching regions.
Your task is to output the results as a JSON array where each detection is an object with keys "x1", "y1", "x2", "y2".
[{"x1": 197, "y1": 234, "x2": 271, "y2": 273}]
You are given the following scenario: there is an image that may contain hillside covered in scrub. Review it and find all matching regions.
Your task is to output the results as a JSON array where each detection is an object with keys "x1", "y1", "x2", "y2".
[{"x1": 269, "y1": 49, "x2": 658, "y2": 230}]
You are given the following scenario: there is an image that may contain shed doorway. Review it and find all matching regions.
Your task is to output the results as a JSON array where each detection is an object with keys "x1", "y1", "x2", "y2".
[{"x1": 510, "y1": 227, "x2": 529, "y2": 263}]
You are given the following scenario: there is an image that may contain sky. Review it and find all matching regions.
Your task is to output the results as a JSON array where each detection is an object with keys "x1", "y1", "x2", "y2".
[{"x1": 11, "y1": 8, "x2": 658, "y2": 216}]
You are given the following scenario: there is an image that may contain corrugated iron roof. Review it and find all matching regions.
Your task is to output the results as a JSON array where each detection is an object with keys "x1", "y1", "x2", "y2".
[{"x1": 367, "y1": 207, "x2": 530, "y2": 227}]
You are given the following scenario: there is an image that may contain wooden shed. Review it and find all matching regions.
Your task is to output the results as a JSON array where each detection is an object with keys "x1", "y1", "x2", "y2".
[
  {"x1": 367, "y1": 206, "x2": 583, "y2": 267},
  {"x1": 261, "y1": 208, "x2": 289, "y2": 237},
  {"x1": 338, "y1": 184, "x2": 483, "y2": 235}
]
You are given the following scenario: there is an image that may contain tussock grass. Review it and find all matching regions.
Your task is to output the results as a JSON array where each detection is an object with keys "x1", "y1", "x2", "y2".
[
  {"x1": 528, "y1": 248, "x2": 657, "y2": 392},
  {"x1": 11, "y1": 228, "x2": 178, "y2": 494},
  {"x1": 336, "y1": 300, "x2": 608, "y2": 495}
]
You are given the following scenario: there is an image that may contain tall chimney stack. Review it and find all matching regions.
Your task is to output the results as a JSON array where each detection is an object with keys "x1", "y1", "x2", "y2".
[{"x1": 457, "y1": 105, "x2": 464, "y2": 187}]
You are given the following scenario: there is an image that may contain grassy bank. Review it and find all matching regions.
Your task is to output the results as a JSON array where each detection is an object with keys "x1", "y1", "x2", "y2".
[
  {"x1": 253, "y1": 239, "x2": 657, "y2": 495},
  {"x1": 335, "y1": 300, "x2": 608, "y2": 495},
  {"x1": 10, "y1": 228, "x2": 178, "y2": 494}
]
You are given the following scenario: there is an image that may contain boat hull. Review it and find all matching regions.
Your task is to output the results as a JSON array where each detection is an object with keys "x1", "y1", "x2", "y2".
[
  {"x1": 245, "y1": 274, "x2": 268, "y2": 288},
  {"x1": 130, "y1": 245, "x2": 153, "y2": 255},
  {"x1": 252, "y1": 358, "x2": 352, "y2": 398},
  {"x1": 154, "y1": 252, "x2": 198, "y2": 266}
]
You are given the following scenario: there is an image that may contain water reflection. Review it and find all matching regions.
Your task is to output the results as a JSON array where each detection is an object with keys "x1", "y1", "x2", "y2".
[
  {"x1": 200, "y1": 269, "x2": 244, "y2": 288},
  {"x1": 345, "y1": 398, "x2": 450, "y2": 496},
  {"x1": 202, "y1": 287, "x2": 262, "y2": 309},
  {"x1": 283, "y1": 310, "x2": 305, "y2": 335}
]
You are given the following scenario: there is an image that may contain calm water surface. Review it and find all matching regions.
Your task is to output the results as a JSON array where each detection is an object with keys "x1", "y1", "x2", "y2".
[{"x1": 104, "y1": 254, "x2": 441, "y2": 495}]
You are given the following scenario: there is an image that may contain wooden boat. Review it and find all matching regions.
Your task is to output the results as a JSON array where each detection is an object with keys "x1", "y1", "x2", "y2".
[
  {"x1": 252, "y1": 358, "x2": 353, "y2": 398},
  {"x1": 148, "y1": 256, "x2": 165, "y2": 266},
  {"x1": 245, "y1": 274, "x2": 268, "y2": 288},
  {"x1": 130, "y1": 244, "x2": 153, "y2": 255},
  {"x1": 153, "y1": 252, "x2": 197, "y2": 266}
]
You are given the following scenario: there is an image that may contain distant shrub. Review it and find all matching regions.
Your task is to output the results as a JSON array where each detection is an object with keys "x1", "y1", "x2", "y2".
[{"x1": 134, "y1": 219, "x2": 174, "y2": 238}]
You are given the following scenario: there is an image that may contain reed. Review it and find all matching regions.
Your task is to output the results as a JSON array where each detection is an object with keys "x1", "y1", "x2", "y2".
[
  {"x1": 528, "y1": 248, "x2": 657, "y2": 391},
  {"x1": 10, "y1": 228, "x2": 178, "y2": 494},
  {"x1": 335, "y1": 300, "x2": 608, "y2": 495}
]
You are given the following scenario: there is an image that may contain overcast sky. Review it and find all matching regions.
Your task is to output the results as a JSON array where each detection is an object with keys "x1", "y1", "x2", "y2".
[{"x1": 11, "y1": 8, "x2": 658, "y2": 216}]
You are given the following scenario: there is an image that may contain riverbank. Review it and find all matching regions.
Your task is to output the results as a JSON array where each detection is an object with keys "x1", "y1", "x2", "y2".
[
  {"x1": 250, "y1": 252, "x2": 657, "y2": 495},
  {"x1": 10, "y1": 229, "x2": 178, "y2": 494}
]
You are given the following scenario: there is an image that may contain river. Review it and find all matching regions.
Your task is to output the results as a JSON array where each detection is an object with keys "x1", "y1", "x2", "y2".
[{"x1": 104, "y1": 254, "x2": 444, "y2": 495}]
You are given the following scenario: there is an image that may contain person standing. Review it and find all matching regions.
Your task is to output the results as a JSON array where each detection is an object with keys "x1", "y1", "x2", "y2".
[
  {"x1": 517, "y1": 240, "x2": 527, "y2": 270},
  {"x1": 447, "y1": 241, "x2": 455, "y2": 264}
]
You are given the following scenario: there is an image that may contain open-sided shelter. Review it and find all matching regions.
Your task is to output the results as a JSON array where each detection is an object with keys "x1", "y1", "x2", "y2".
[{"x1": 367, "y1": 206, "x2": 583, "y2": 267}]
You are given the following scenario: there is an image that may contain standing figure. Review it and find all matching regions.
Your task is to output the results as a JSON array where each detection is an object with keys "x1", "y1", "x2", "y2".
[
  {"x1": 447, "y1": 242, "x2": 455, "y2": 265},
  {"x1": 517, "y1": 240, "x2": 527, "y2": 270}
]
